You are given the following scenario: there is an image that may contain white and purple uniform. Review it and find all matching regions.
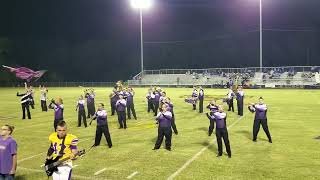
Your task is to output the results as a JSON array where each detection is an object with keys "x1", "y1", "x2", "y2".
[
  {"x1": 116, "y1": 99, "x2": 127, "y2": 112},
  {"x1": 251, "y1": 103, "x2": 272, "y2": 142},
  {"x1": 116, "y1": 99, "x2": 127, "y2": 128},
  {"x1": 156, "y1": 111, "x2": 172, "y2": 128},
  {"x1": 53, "y1": 104, "x2": 64, "y2": 121},
  {"x1": 253, "y1": 104, "x2": 267, "y2": 120},
  {"x1": 95, "y1": 109, "x2": 108, "y2": 126},
  {"x1": 77, "y1": 100, "x2": 85, "y2": 111},
  {"x1": 208, "y1": 111, "x2": 231, "y2": 156}
]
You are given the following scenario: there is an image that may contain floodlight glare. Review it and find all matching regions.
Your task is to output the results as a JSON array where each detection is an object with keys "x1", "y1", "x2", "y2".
[{"x1": 130, "y1": 0, "x2": 152, "y2": 9}]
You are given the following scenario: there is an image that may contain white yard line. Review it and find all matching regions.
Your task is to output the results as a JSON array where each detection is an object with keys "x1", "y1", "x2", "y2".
[
  {"x1": 18, "y1": 166, "x2": 92, "y2": 179},
  {"x1": 94, "y1": 168, "x2": 107, "y2": 176},
  {"x1": 18, "y1": 152, "x2": 45, "y2": 164},
  {"x1": 18, "y1": 138, "x2": 91, "y2": 164},
  {"x1": 167, "y1": 113, "x2": 247, "y2": 180},
  {"x1": 127, "y1": 171, "x2": 139, "y2": 179}
]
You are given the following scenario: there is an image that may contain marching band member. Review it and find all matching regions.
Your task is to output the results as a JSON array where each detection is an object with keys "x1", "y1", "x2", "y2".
[{"x1": 248, "y1": 97, "x2": 272, "y2": 143}]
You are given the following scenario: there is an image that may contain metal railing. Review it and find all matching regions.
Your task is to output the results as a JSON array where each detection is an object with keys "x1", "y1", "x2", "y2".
[
  {"x1": 138, "y1": 66, "x2": 320, "y2": 76},
  {"x1": 128, "y1": 66, "x2": 320, "y2": 86}
]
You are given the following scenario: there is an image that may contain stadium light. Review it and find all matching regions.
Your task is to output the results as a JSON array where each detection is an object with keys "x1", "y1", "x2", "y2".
[
  {"x1": 130, "y1": 0, "x2": 152, "y2": 10},
  {"x1": 130, "y1": 0, "x2": 153, "y2": 73},
  {"x1": 259, "y1": 0, "x2": 263, "y2": 72}
]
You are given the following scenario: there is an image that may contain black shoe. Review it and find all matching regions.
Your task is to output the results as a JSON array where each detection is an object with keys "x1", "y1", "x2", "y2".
[
  {"x1": 92, "y1": 144, "x2": 98, "y2": 147},
  {"x1": 108, "y1": 145, "x2": 112, "y2": 148},
  {"x1": 174, "y1": 132, "x2": 178, "y2": 135},
  {"x1": 269, "y1": 140, "x2": 272, "y2": 143},
  {"x1": 228, "y1": 155, "x2": 231, "y2": 158},
  {"x1": 166, "y1": 148, "x2": 171, "y2": 151},
  {"x1": 253, "y1": 139, "x2": 257, "y2": 142},
  {"x1": 216, "y1": 154, "x2": 222, "y2": 157},
  {"x1": 152, "y1": 148, "x2": 159, "y2": 150}
]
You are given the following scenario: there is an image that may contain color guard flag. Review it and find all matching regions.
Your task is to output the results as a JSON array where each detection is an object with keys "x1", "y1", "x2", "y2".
[{"x1": 2, "y1": 65, "x2": 46, "y2": 82}]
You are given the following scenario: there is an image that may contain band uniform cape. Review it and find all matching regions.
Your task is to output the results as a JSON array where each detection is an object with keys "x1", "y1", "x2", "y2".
[{"x1": 2, "y1": 65, "x2": 46, "y2": 82}]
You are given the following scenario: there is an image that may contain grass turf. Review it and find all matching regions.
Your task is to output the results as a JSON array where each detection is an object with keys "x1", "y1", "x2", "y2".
[{"x1": 0, "y1": 87, "x2": 319, "y2": 180}]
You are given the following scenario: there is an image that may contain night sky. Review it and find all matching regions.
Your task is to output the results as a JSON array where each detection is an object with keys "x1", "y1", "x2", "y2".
[{"x1": 0, "y1": 0, "x2": 320, "y2": 81}]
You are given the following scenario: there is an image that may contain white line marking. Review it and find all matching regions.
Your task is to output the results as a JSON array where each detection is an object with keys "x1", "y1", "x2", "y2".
[
  {"x1": 18, "y1": 138, "x2": 91, "y2": 164},
  {"x1": 127, "y1": 171, "x2": 139, "y2": 179},
  {"x1": 18, "y1": 166, "x2": 93, "y2": 179},
  {"x1": 167, "y1": 113, "x2": 247, "y2": 180},
  {"x1": 94, "y1": 168, "x2": 107, "y2": 176},
  {"x1": 18, "y1": 166, "x2": 43, "y2": 172},
  {"x1": 18, "y1": 152, "x2": 45, "y2": 163}
]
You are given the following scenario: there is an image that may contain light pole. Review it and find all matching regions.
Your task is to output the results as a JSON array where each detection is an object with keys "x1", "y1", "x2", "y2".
[
  {"x1": 130, "y1": 0, "x2": 152, "y2": 73},
  {"x1": 259, "y1": 0, "x2": 263, "y2": 72}
]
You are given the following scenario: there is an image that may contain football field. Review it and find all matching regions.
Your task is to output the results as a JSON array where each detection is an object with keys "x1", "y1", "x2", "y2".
[{"x1": 0, "y1": 87, "x2": 319, "y2": 180}]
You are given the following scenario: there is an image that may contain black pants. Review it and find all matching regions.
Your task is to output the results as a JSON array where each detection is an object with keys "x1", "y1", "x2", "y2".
[
  {"x1": 216, "y1": 128, "x2": 231, "y2": 156},
  {"x1": 154, "y1": 127, "x2": 172, "y2": 149},
  {"x1": 193, "y1": 104, "x2": 196, "y2": 110},
  {"x1": 237, "y1": 100, "x2": 243, "y2": 116},
  {"x1": 41, "y1": 100, "x2": 47, "y2": 112},
  {"x1": 78, "y1": 110, "x2": 87, "y2": 127},
  {"x1": 94, "y1": 124, "x2": 112, "y2": 147},
  {"x1": 199, "y1": 99, "x2": 203, "y2": 113},
  {"x1": 208, "y1": 119, "x2": 215, "y2": 136},
  {"x1": 253, "y1": 119, "x2": 272, "y2": 141},
  {"x1": 228, "y1": 99, "x2": 234, "y2": 112},
  {"x1": 30, "y1": 99, "x2": 35, "y2": 109},
  {"x1": 148, "y1": 99, "x2": 155, "y2": 113},
  {"x1": 117, "y1": 111, "x2": 127, "y2": 128},
  {"x1": 0, "y1": 174, "x2": 14, "y2": 179},
  {"x1": 127, "y1": 103, "x2": 137, "y2": 119},
  {"x1": 21, "y1": 103, "x2": 31, "y2": 119},
  {"x1": 87, "y1": 103, "x2": 95, "y2": 118},
  {"x1": 54, "y1": 118, "x2": 63, "y2": 131},
  {"x1": 154, "y1": 101, "x2": 159, "y2": 116},
  {"x1": 111, "y1": 101, "x2": 116, "y2": 115},
  {"x1": 171, "y1": 114, "x2": 178, "y2": 134}
]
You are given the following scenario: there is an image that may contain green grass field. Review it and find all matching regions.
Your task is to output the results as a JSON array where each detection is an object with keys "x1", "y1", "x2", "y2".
[{"x1": 0, "y1": 87, "x2": 319, "y2": 180}]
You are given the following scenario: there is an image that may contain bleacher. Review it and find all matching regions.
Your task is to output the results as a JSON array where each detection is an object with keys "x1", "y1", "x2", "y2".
[{"x1": 128, "y1": 66, "x2": 320, "y2": 87}]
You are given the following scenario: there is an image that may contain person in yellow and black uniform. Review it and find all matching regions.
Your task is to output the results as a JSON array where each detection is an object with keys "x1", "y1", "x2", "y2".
[{"x1": 46, "y1": 120, "x2": 78, "y2": 180}]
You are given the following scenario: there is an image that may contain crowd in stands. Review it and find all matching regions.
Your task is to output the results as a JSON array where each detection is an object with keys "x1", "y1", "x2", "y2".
[
  {"x1": 301, "y1": 72, "x2": 316, "y2": 79},
  {"x1": 262, "y1": 67, "x2": 296, "y2": 79},
  {"x1": 133, "y1": 67, "x2": 319, "y2": 86}
]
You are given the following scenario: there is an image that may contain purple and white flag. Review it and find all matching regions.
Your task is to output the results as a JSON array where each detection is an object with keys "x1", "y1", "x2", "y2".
[{"x1": 2, "y1": 65, "x2": 46, "y2": 82}]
